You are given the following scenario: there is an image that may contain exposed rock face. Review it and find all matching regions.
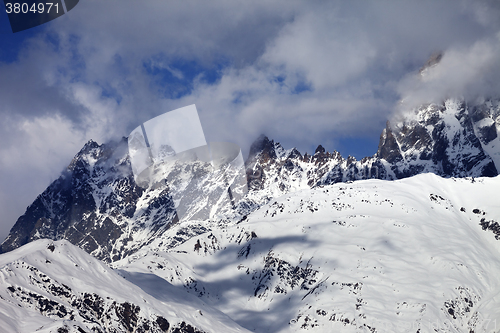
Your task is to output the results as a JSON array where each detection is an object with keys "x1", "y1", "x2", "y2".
[
  {"x1": 377, "y1": 121, "x2": 403, "y2": 164},
  {"x1": 380, "y1": 100, "x2": 499, "y2": 179},
  {"x1": 419, "y1": 51, "x2": 443, "y2": 75},
  {"x1": 1, "y1": 98, "x2": 499, "y2": 260}
]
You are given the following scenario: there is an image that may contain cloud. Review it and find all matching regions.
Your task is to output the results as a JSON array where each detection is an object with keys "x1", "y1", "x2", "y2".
[
  {"x1": 173, "y1": 0, "x2": 500, "y2": 154},
  {"x1": 0, "y1": 0, "x2": 499, "y2": 239},
  {"x1": 397, "y1": 33, "x2": 500, "y2": 110},
  {"x1": 0, "y1": 114, "x2": 84, "y2": 241},
  {"x1": 260, "y1": 9, "x2": 377, "y2": 90}
]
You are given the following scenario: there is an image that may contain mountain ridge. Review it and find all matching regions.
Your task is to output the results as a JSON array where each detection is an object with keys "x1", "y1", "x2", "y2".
[{"x1": 2, "y1": 98, "x2": 499, "y2": 259}]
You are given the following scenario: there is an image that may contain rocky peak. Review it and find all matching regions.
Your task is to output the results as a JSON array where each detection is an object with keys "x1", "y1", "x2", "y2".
[
  {"x1": 67, "y1": 139, "x2": 101, "y2": 171},
  {"x1": 0, "y1": 138, "x2": 148, "y2": 260},
  {"x1": 419, "y1": 51, "x2": 443, "y2": 75},
  {"x1": 247, "y1": 135, "x2": 277, "y2": 164},
  {"x1": 314, "y1": 145, "x2": 325, "y2": 155},
  {"x1": 287, "y1": 148, "x2": 302, "y2": 160}
]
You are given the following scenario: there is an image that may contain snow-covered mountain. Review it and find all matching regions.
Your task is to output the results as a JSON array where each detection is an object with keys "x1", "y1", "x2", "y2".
[
  {"x1": 0, "y1": 238, "x2": 251, "y2": 333},
  {"x1": 0, "y1": 139, "x2": 243, "y2": 262},
  {"x1": 1, "y1": 98, "x2": 499, "y2": 262},
  {"x1": 1, "y1": 97, "x2": 500, "y2": 332},
  {"x1": 380, "y1": 99, "x2": 499, "y2": 178}
]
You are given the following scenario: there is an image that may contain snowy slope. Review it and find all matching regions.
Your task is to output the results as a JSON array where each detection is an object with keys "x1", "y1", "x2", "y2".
[
  {"x1": 0, "y1": 239, "x2": 251, "y2": 333},
  {"x1": 115, "y1": 174, "x2": 500, "y2": 333}
]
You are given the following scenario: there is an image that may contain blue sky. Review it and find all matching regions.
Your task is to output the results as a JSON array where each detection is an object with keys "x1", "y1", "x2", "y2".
[{"x1": 0, "y1": 0, "x2": 500, "y2": 241}]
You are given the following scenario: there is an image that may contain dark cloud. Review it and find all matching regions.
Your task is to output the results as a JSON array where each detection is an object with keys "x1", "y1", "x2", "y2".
[{"x1": 0, "y1": 0, "x2": 499, "y2": 240}]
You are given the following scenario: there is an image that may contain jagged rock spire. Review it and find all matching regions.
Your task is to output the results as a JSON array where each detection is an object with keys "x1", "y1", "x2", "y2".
[
  {"x1": 247, "y1": 134, "x2": 277, "y2": 163},
  {"x1": 314, "y1": 145, "x2": 325, "y2": 155}
]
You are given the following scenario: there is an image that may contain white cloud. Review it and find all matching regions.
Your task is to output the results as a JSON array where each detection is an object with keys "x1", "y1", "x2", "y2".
[
  {"x1": 261, "y1": 10, "x2": 377, "y2": 90},
  {"x1": 397, "y1": 33, "x2": 500, "y2": 111},
  {"x1": 0, "y1": 115, "x2": 85, "y2": 241}
]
